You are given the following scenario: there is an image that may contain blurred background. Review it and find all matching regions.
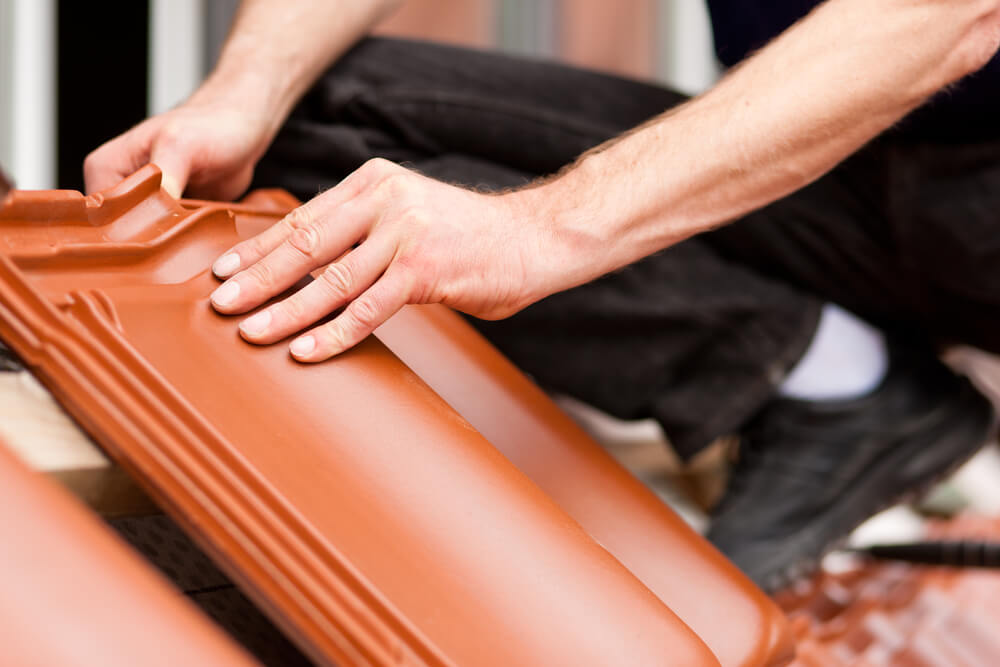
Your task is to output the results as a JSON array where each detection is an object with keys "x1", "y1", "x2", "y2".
[
  {"x1": 0, "y1": 0, "x2": 719, "y2": 192},
  {"x1": 5, "y1": 4, "x2": 1000, "y2": 664}
]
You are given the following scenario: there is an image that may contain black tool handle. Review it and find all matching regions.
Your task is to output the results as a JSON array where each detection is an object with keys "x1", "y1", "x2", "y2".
[{"x1": 858, "y1": 540, "x2": 1000, "y2": 567}]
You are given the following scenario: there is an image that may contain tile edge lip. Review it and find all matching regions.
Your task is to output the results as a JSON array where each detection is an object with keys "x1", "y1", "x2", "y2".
[{"x1": 0, "y1": 241, "x2": 446, "y2": 667}]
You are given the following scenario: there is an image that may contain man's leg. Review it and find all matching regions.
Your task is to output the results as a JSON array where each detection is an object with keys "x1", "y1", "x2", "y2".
[
  {"x1": 255, "y1": 37, "x2": 686, "y2": 194},
  {"x1": 705, "y1": 136, "x2": 1000, "y2": 355},
  {"x1": 700, "y1": 140, "x2": 998, "y2": 589}
]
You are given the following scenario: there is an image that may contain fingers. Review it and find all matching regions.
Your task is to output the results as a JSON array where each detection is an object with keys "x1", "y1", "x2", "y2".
[
  {"x1": 211, "y1": 158, "x2": 415, "y2": 361},
  {"x1": 83, "y1": 123, "x2": 155, "y2": 194},
  {"x1": 288, "y1": 267, "x2": 415, "y2": 362},
  {"x1": 149, "y1": 142, "x2": 193, "y2": 199},
  {"x1": 237, "y1": 238, "x2": 397, "y2": 345},
  {"x1": 210, "y1": 195, "x2": 377, "y2": 315},
  {"x1": 211, "y1": 167, "x2": 372, "y2": 280},
  {"x1": 84, "y1": 119, "x2": 194, "y2": 198}
]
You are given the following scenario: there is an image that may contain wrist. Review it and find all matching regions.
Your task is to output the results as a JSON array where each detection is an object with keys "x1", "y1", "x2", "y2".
[
  {"x1": 187, "y1": 65, "x2": 290, "y2": 143},
  {"x1": 523, "y1": 143, "x2": 699, "y2": 289},
  {"x1": 506, "y1": 159, "x2": 621, "y2": 294},
  {"x1": 192, "y1": 38, "x2": 311, "y2": 139},
  {"x1": 545, "y1": 154, "x2": 639, "y2": 268}
]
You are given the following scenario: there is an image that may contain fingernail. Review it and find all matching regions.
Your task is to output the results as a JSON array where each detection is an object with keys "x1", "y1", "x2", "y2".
[
  {"x1": 211, "y1": 281, "x2": 240, "y2": 308},
  {"x1": 290, "y1": 335, "x2": 315, "y2": 357},
  {"x1": 240, "y1": 310, "x2": 272, "y2": 336},
  {"x1": 213, "y1": 253, "x2": 241, "y2": 277},
  {"x1": 161, "y1": 175, "x2": 182, "y2": 199}
]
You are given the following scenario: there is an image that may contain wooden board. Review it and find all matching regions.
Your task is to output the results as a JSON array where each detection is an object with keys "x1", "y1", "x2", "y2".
[{"x1": 0, "y1": 364, "x2": 156, "y2": 516}]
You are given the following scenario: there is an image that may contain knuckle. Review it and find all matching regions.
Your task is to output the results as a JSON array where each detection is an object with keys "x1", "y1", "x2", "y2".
[
  {"x1": 349, "y1": 296, "x2": 380, "y2": 330},
  {"x1": 318, "y1": 262, "x2": 354, "y2": 297},
  {"x1": 158, "y1": 121, "x2": 185, "y2": 148},
  {"x1": 392, "y1": 252, "x2": 430, "y2": 280},
  {"x1": 361, "y1": 157, "x2": 392, "y2": 178},
  {"x1": 319, "y1": 323, "x2": 350, "y2": 353},
  {"x1": 386, "y1": 171, "x2": 412, "y2": 192},
  {"x1": 287, "y1": 224, "x2": 321, "y2": 257},
  {"x1": 276, "y1": 295, "x2": 306, "y2": 322},
  {"x1": 283, "y1": 205, "x2": 315, "y2": 233},
  {"x1": 372, "y1": 171, "x2": 412, "y2": 202},
  {"x1": 397, "y1": 203, "x2": 429, "y2": 226},
  {"x1": 245, "y1": 260, "x2": 276, "y2": 290},
  {"x1": 246, "y1": 235, "x2": 270, "y2": 260}
]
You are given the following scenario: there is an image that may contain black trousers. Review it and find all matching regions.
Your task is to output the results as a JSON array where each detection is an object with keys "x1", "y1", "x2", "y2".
[{"x1": 255, "y1": 38, "x2": 1000, "y2": 458}]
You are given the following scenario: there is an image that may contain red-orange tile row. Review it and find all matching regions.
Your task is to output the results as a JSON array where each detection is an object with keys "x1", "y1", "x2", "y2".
[
  {"x1": 778, "y1": 516, "x2": 1000, "y2": 667},
  {"x1": 0, "y1": 169, "x2": 792, "y2": 666}
]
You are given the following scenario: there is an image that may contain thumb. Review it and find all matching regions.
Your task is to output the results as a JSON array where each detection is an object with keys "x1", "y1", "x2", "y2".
[{"x1": 149, "y1": 143, "x2": 193, "y2": 199}]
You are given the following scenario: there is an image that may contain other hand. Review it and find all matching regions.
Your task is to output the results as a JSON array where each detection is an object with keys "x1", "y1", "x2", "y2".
[{"x1": 84, "y1": 97, "x2": 275, "y2": 200}]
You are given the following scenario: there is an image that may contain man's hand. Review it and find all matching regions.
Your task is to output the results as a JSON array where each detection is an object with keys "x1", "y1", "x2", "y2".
[
  {"x1": 209, "y1": 159, "x2": 577, "y2": 362},
  {"x1": 84, "y1": 0, "x2": 399, "y2": 199},
  {"x1": 84, "y1": 99, "x2": 274, "y2": 200}
]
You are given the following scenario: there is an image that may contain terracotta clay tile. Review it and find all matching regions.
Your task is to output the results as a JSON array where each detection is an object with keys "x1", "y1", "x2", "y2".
[
  {"x1": 0, "y1": 166, "x2": 789, "y2": 666},
  {"x1": 244, "y1": 188, "x2": 793, "y2": 667},
  {"x1": 778, "y1": 516, "x2": 1000, "y2": 666},
  {"x1": 377, "y1": 305, "x2": 794, "y2": 667},
  {"x1": 0, "y1": 439, "x2": 257, "y2": 667}
]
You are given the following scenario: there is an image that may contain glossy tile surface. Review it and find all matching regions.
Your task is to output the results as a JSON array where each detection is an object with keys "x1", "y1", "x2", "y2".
[
  {"x1": 0, "y1": 166, "x2": 789, "y2": 666},
  {"x1": 0, "y1": 439, "x2": 257, "y2": 667},
  {"x1": 379, "y1": 305, "x2": 793, "y2": 667}
]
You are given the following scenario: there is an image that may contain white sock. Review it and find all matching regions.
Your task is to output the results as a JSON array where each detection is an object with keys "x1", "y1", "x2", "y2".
[{"x1": 778, "y1": 303, "x2": 889, "y2": 401}]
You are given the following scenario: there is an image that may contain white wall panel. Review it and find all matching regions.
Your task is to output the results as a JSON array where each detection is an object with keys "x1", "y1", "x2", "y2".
[
  {"x1": 657, "y1": 0, "x2": 720, "y2": 94},
  {"x1": 2, "y1": 0, "x2": 56, "y2": 189},
  {"x1": 149, "y1": 0, "x2": 206, "y2": 115}
]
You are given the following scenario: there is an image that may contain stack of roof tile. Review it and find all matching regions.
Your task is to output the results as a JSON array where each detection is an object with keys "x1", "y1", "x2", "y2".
[{"x1": 777, "y1": 516, "x2": 1000, "y2": 666}]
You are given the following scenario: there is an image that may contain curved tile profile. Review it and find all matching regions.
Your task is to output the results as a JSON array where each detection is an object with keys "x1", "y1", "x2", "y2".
[
  {"x1": 0, "y1": 166, "x2": 788, "y2": 666},
  {"x1": 0, "y1": 439, "x2": 257, "y2": 667},
  {"x1": 378, "y1": 306, "x2": 794, "y2": 667}
]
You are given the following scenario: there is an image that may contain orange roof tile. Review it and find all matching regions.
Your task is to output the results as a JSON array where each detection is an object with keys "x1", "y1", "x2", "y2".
[
  {"x1": 0, "y1": 166, "x2": 792, "y2": 666},
  {"x1": 778, "y1": 516, "x2": 1000, "y2": 666}
]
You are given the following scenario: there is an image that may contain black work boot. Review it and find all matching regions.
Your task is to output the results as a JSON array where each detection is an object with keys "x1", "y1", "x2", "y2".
[{"x1": 706, "y1": 350, "x2": 996, "y2": 592}]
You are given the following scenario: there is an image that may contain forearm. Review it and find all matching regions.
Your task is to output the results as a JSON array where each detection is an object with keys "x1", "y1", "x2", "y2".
[
  {"x1": 542, "y1": 0, "x2": 1000, "y2": 283},
  {"x1": 191, "y1": 0, "x2": 401, "y2": 132}
]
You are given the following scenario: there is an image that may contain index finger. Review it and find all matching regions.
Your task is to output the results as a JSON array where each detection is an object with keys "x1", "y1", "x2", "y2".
[
  {"x1": 210, "y1": 195, "x2": 376, "y2": 315},
  {"x1": 211, "y1": 166, "x2": 372, "y2": 279}
]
